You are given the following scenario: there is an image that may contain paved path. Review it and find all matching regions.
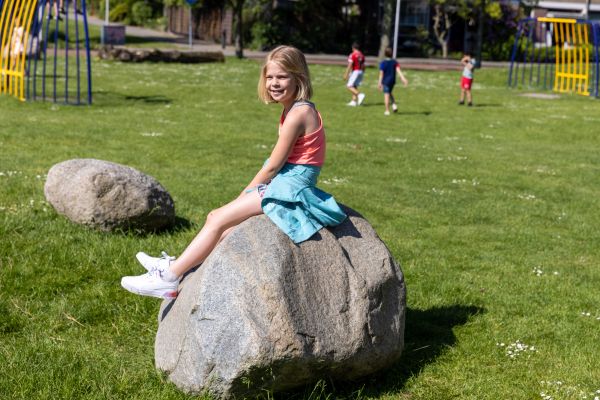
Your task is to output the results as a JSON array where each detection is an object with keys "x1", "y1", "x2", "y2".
[{"x1": 87, "y1": 15, "x2": 509, "y2": 70}]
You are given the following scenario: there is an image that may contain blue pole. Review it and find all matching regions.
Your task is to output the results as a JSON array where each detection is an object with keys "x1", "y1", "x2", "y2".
[
  {"x1": 74, "y1": 0, "x2": 81, "y2": 104},
  {"x1": 82, "y1": 0, "x2": 92, "y2": 104},
  {"x1": 522, "y1": 20, "x2": 533, "y2": 86},
  {"x1": 42, "y1": 0, "x2": 52, "y2": 101},
  {"x1": 52, "y1": 0, "x2": 59, "y2": 102},
  {"x1": 543, "y1": 22, "x2": 550, "y2": 90},
  {"x1": 508, "y1": 19, "x2": 526, "y2": 87},
  {"x1": 26, "y1": 1, "x2": 42, "y2": 100},
  {"x1": 64, "y1": 0, "x2": 69, "y2": 103},
  {"x1": 592, "y1": 22, "x2": 600, "y2": 97}
]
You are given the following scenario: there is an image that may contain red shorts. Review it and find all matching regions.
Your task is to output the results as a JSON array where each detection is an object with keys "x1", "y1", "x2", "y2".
[{"x1": 461, "y1": 76, "x2": 473, "y2": 90}]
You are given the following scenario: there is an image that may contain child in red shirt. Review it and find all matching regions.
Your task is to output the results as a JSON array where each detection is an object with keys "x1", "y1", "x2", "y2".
[{"x1": 343, "y1": 42, "x2": 366, "y2": 106}]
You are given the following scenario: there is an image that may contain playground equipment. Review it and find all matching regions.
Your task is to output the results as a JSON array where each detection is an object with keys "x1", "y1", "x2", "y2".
[
  {"x1": 508, "y1": 17, "x2": 600, "y2": 98},
  {"x1": 0, "y1": 0, "x2": 92, "y2": 103}
]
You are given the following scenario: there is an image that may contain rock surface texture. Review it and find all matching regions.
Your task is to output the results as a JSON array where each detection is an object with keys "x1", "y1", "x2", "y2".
[
  {"x1": 44, "y1": 159, "x2": 174, "y2": 232},
  {"x1": 155, "y1": 206, "x2": 405, "y2": 398}
]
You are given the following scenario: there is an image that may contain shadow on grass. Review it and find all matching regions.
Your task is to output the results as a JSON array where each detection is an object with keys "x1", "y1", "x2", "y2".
[
  {"x1": 394, "y1": 111, "x2": 432, "y2": 116},
  {"x1": 470, "y1": 103, "x2": 500, "y2": 108},
  {"x1": 92, "y1": 90, "x2": 173, "y2": 105},
  {"x1": 278, "y1": 304, "x2": 483, "y2": 399},
  {"x1": 360, "y1": 304, "x2": 483, "y2": 396}
]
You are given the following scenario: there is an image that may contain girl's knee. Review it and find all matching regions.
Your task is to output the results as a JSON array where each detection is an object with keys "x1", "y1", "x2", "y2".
[{"x1": 205, "y1": 209, "x2": 222, "y2": 227}]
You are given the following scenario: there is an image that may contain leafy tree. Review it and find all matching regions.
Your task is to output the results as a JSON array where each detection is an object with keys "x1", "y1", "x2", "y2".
[{"x1": 243, "y1": 0, "x2": 348, "y2": 53}]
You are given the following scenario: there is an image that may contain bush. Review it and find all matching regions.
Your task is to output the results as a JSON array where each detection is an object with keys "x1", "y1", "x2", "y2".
[{"x1": 131, "y1": 1, "x2": 153, "y2": 26}]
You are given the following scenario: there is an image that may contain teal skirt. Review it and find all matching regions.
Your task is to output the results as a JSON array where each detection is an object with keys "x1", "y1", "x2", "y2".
[{"x1": 259, "y1": 162, "x2": 347, "y2": 243}]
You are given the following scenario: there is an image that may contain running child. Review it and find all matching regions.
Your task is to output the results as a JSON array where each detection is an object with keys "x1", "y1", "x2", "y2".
[
  {"x1": 459, "y1": 53, "x2": 476, "y2": 106},
  {"x1": 121, "y1": 45, "x2": 347, "y2": 300},
  {"x1": 343, "y1": 42, "x2": 366, "y2": 106},
  {"x1": 378, "y1": 47, "x2": 408, "y2": 115}
]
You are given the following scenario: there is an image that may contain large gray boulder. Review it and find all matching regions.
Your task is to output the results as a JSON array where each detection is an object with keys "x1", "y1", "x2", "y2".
[
  {"x1": 155, "y1": 206, "x2": 405, "y2": 398},
  {"x1": 44, "y1": 159, "x2": 175, "y2": 232}
]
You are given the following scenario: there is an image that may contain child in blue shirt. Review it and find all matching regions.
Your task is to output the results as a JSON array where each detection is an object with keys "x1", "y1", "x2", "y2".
[{"x1": 378, "y1": 47, "x2": 408, "y2": 115}]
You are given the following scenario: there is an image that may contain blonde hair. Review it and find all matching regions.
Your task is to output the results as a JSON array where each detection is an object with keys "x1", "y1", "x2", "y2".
[{"x1": 258, "y1": 45, "x2": 313, "y2": 103}]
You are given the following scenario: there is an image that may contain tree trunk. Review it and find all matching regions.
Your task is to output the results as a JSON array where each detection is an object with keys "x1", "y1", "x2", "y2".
[
  {"x1": 233, "y1": 0, "x2": 244, "y2": 58},
  {"x1": 378, "y1": 0, "x2": 394, "y2": 59},
  {"x1": 432, "y1": 4, "x2": 451, "y2": 59}
]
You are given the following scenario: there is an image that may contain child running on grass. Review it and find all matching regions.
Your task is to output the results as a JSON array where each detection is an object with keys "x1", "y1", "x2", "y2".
[
  {"x1": 343, "y1": 42, "x2": 366, "y2": 106},
  {"x1": 378, "y1": 47, "x2": 408, "y2": 115},
  {"x1": 459, "y1": 53, "x2": 476, "y2": 106},
  {"x1": 121, "y1": 45, "x2": 347, "y2": 300}
]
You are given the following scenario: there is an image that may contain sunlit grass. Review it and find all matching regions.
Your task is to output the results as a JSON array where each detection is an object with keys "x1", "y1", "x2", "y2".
[{"x1": 1, "y1": 58, "x2": 600, "y2": 399}]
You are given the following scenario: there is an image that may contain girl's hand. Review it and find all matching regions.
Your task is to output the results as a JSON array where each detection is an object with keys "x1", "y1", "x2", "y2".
[
  {"x1": 378, "y1": 83, "x2": 383, "y2": 91},
  {"x1": 402, "y1": 77, "x2": 408, "y2": 87}
]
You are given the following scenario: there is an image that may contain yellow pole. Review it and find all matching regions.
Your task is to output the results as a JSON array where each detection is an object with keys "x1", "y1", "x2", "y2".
[
  {"x1": 559, "y1": 21, "x2": 566, "y2": 92},
  {"x1": 552, "y1": 21, "x2": 560, "y2": 92},
  {"x1": 565, "y1": 22, "x2": 572, "y2": 93},
  {"x1": 575, "y1": 24, "x2": 583, "y2": 94},
  {"x1": 17, "y1": 0, "x2": 37, "y2": 100},
  {"x1": 583, "y1": 22, "x2": 590, "y2": 95},
  {"x1": 0, "y1": 0, "x2": 13, "y2": 94}
]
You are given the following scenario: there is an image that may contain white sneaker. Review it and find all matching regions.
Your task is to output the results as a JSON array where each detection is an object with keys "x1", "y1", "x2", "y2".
[
  {"x1": 136, "y1": 251, "x2": 175, "y2": 272},
  {"x1": 357, "y1": 93, "x2": 365, "y2": 105},
  {"x1": 384, "y1": 110, "x2": 390, "y2": 116},
  {"x1": 121, "y1": 268, "x2": 179, "y2": 299},
  {"x1": 392, "y1": 103, "x2": 398, "y2": 112},
  {"x1": 347, "y1": 100, "x2": 357, "y2": 107}
]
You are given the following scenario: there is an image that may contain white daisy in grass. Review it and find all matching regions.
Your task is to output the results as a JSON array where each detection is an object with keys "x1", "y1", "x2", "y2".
[
  {"x1": 386, "y1": 137, "x2": 407, "y2": 143},
  {"x1": 445, "y1": 136, "x2": 459, "y2": 141},
  {"x1": 518, "y1": 193, "x2": 537, "y2": 201},
  {"x1": 255, "y1": 144, "x2": 268, "y2": 149},
  {"x1": 436, "y1": 155, "x2": 467, "y2": 162},
  {"x1": 480, "y1": 133, "x2": 494, "y2": 139},
  {"x1": 496, "y1": 340, "x2": 537, "y2": 359},
  {"x1": 321, "y1": 177, "x2": 348, "y2": 186},
  {"x1": 141, "y1": 132, "x2": 163, "y2": 137},
  {"x1": 539, "y1": 380, "x2": 600, "y2": 400},
  {"x1": 533, "y1": 267, "x2": 543, "y2": 276},
  {"x1": 1, "y1": 170, "x2": 22, "y2": 177},
  {"x1": 429, "y1": 187, "x2": 448, "y2": 195}
]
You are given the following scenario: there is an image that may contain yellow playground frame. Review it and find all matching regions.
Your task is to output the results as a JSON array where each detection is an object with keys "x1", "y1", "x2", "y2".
[
  {"x1": 0, "y1": 0, "x2": 38, "y2": 101},
  {"x1": 539, "y1": 17, "x2": 590, "y2": 96}
]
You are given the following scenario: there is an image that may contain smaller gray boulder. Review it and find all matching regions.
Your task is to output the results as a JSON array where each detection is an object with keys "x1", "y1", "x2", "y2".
[{"x1": 44, "y1": 159, "x2": 175, "y2": 232}]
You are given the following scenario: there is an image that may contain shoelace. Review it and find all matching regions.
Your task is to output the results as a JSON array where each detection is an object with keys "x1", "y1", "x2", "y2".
[
  {"x1": 160, "y1": 251, "x2": 176, "y2": 261},
  {"x1": 146, "y1": 251, "x2": 175, "y2": 278}
]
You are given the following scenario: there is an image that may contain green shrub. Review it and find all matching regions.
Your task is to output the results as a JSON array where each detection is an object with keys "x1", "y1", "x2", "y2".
[
  {"x1": 108, "y1": 2, "x2": 129, "y2": 23},
  {"x1": 131, "y1": 1, "x2": 153, "y2": 26}
]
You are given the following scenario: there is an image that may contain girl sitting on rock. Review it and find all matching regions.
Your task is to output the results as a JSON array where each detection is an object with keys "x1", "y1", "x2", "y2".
[{"x1": 121, "y1": 45, "x2": 347, "y2": 299}]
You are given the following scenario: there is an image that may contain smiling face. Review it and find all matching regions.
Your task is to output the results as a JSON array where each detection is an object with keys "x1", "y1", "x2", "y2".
[{"x1": 264, "y1": 61, "x2": 298, "y2": 107}]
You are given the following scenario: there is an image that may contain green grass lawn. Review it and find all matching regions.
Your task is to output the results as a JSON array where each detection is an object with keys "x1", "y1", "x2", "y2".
[{"x1": 1, "y1": 58, "x2": 600, "y2": 399}]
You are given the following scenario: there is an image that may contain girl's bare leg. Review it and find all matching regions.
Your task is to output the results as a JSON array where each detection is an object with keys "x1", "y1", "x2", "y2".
[{"x1": 169, "y1": 191, "x2": 263, "y2": 277}]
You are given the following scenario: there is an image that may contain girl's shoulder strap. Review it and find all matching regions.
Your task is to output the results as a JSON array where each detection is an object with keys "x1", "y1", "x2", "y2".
[{"x1": 290, "y1": 100, "x2": 315, "y2": 110}]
